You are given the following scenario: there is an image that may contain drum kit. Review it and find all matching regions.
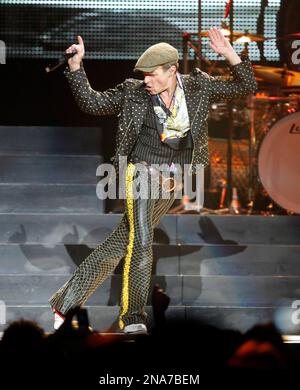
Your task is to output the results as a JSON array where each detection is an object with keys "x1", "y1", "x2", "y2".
[{"x1": 202, "y1": 30, "x2": 300, "y2": 215}]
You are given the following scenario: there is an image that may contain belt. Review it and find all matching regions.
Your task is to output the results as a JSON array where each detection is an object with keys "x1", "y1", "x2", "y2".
[
  {"x1": 129, "y1": 156, "x2": 179, "y2": 172},
  {"x1": 128, "y1": 156, "x2": 183, "y2": 193}
]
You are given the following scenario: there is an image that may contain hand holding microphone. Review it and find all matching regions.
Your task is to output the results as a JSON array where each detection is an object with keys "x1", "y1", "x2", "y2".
[
  {"x1": 45, "y1": 35, "x2": 85, "y2": 73},
  {"x1": 65, "y1": 35, "x2": 85, "y2": 71}
]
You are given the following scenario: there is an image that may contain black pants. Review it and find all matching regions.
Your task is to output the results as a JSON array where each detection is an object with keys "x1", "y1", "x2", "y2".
[{"x1": 49, "y1": 161, "x2": 178, "y2": 329}]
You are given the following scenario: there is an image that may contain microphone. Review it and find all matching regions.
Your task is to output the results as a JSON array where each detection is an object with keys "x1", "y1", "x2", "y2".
[{"x1": 45, "y1": 50, "x2": 78, "y2": 73}]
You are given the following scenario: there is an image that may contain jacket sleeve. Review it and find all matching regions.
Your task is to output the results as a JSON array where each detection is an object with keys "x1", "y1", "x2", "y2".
[
  {"x1": 206, "y1": 58, "x2": 257, "y2": 102},
  {"x1": 63, "y1": 62, "x2": 125, "y2": 116}
]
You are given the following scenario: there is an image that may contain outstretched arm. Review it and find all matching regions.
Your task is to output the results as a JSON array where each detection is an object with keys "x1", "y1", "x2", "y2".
[
  {"x1": 63, "y1": 35, "x2": 124, "y2": 116},
  {"x1": 206, "y1": 27, "x2": 257, "y2": 101}
]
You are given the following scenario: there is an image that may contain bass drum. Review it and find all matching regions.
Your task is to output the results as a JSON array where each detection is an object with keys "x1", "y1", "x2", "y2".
[{"x1": 258, "y1": 111, "x2": 300, "y2": 213}]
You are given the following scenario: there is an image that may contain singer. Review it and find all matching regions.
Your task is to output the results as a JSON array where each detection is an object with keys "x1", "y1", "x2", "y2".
[{"x1": 49, "y1": 29, "x2": 257, "y2": 334}]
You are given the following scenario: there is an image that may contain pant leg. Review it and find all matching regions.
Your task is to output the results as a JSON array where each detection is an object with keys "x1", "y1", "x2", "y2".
[
  {"x1": 48, "y1": 212, "x2": 130, "y2": 315},
  {"x1": 49, "y1": 161, "x2": 176, "y2": 322},
  {"x1": 118, "y1": 163, "x2": 176, "y2": 329}
]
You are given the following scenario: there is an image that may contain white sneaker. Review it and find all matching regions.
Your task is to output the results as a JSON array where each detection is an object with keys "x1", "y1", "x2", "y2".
[
  {"x1": 53, "y1": 309, "x2": 65, "y2": 330},
  {"x1": 123, "y1": 323, "x2": 148, "y2": 334}
]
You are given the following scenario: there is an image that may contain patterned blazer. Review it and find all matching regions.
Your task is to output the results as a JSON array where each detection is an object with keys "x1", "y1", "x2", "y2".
[{"x1": 63, "y1": 58, "x2": 257, "y2": 176}]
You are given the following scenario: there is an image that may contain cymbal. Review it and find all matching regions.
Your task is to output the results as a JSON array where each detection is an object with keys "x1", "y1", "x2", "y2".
[
  {"x1": 234, "y1": 32, "x2": 266, "y2": 42},
  {"x1": 198, "y1": 30, "x2": 265, "y2": 41},
  {"x1": 236, "y1": 32, "x2": 300, "y2": 42},
  {"x1": 189, "y1": 31, "x2": 243, "y2": 37},
  {"x1": 188, "y1": 30, "x2": 300, "y2": 42},
  {"x1": 253, "y1": 65, "x2": 300, "y2": 86},
  {"x1": 192, "y1": 30, "x2": 265, "y2": 42}
]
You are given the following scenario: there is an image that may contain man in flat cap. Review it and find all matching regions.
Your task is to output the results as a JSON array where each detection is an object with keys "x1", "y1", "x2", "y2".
[{"x1": 49, "y1": 28, "x2": 257, "y2": 334}]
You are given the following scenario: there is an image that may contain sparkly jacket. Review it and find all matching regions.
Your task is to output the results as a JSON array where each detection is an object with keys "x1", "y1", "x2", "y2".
[{"x1": 63, "y1": 58, "x2": 257, "y2": 175}]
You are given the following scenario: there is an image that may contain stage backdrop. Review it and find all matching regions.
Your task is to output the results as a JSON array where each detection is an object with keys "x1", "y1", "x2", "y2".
[{"x1": 0, "y1": 0, "x2": 283, "y2": 62}]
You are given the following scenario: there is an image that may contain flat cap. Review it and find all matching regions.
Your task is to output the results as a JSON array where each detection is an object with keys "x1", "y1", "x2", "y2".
[{"x1": 134, "y1": 42, "x2": 179, "y2": 73}]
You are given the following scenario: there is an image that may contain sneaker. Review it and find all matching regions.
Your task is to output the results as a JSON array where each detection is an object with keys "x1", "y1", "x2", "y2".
[
  {"x1": 123, "y1": 323, "x2": 148, "y2": 334},
  {"x1": 53, "y1": 308, "x2": 65, "y2": 330}
]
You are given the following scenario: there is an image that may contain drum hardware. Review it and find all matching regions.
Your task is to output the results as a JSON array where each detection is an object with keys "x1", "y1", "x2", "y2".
[
  {"x1": 209, "y1": 101, "x2": 249, "y2": 129},
  {"x1": 206, "y1": 138, "x2": 249, "y2": 211},
  {"x1": 218, "y1": 179, "x2": 227, "y2": 209},
  {"x1": 182, "y1": 16, "x2": 300, "y2": 214},
  {"x1": 248, "y1": 95, "x2": 256, "y2": 211},
  {"x1": 246, "y1": 200, "x2": 254, "y2": 215},
  {"x1": 253, "y1": 65, "x2": 300, "y2": 87},
  {"x1": 229, "y1": 187, "x2": 241, "y2": 214},
  {"x1": 207, "y1": 94, "x2": 300, "y2": 215}
]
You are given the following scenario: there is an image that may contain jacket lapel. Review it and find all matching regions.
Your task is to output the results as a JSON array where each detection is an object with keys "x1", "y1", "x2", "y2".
[
  {"x1": 129, "y1": 84, "x2": 148, "y2": 136},
  {"x1": 181, "y1": 74, "x2": 202, "y2": 137}
]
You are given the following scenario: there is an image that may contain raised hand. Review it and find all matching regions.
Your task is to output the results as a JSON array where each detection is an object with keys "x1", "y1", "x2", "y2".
[
  {"x1": 208, "y1": 27, "x2": 233, "y2": 56},
  {"x1": 208, "y1": 27, "x2": 241, "y2": 65},
  {"x1": 65, "y1": 35, "x2": 85, "y2": 71}
]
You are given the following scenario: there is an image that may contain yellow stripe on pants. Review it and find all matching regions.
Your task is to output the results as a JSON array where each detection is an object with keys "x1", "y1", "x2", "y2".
[{"x1": 119, "y1": 162, "x2": 136, "y2": 330}]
